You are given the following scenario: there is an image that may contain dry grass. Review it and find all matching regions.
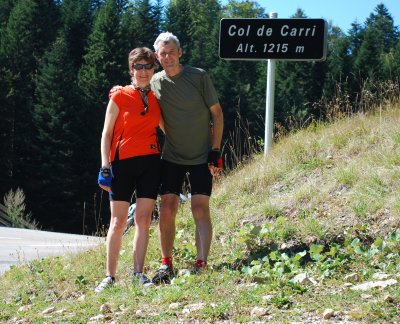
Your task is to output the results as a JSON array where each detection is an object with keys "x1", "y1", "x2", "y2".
[
  {"x1": 1, "y1": 100, "x2": 399, "y2": 323},
  {"x1": 212, "y1": 102, "x2": 400, "y2": 243}
]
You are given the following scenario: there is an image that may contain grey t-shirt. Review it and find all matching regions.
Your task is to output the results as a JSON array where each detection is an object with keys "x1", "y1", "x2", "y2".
[{"x1": 151, "y1": 66, "x2": 219, "y2": 165}]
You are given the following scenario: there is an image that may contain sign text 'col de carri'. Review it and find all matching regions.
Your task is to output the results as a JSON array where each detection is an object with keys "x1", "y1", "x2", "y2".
[{"x1": 219, "y1": 18, "x2": 328, "y2": 61}]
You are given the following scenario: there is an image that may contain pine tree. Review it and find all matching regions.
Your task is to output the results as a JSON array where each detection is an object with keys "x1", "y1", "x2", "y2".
[
  {"x1": 368, "y1": 4, "x2": 399, "y2": 81},
  {"x1": 31, "y1": 0, "x2": 94, "y2": 232},
  {"x1": 391, "y1": 41, "x2": 400, "y2": 78},
  {"x1": 222, "y1": 0, "x2": 265, "y2": 18},
  {"x1": 324, "y1": 25, "x2": 351, "y2": 93},
  {"x1": 163, "y1": 0, "x2": 193, "y2": 65},
  {"x1": 0, "y1": 0, "x2": 16, "y2": 158},
  {"x1": 33, "y1": 36, "x2": 92, "y2": 232},
  {"x1": 78, "y1": 0, "x2": 128, "y2": 109},
  {"x1": 77, "y1": 0, "x2": 128, "y2": 229},
  {"x1": 0, "y1": 0, "x2": 59, "y2": 201},
  {"x1": 60, "y1": 0, "x2": 93, "y2": 70},
  {"x1": 343, "y1": 21, "x2": 365, "y2": 97},
  {"x1": 187, "y1": 0, "x2": 221, "y2": 69},
  {"x1": 125, "y1": 0, "x2": 162, "y2": 49},
  {"x1": 0, "y1": 0, "x2": 14, "y2": 30},
  {"x1": 78, "y1": 0, "x2": 128, "y2": 141},
  {"x1": 318, "y1": 24, "x2": 354, "y2": 117},
  {"x1": 354, "y1": 27, "x2": 384, "y2": 81},
  {"x1": 347, "y1": 21, "x2": 364, "y2": 60},
  {"x1": 365, "y1": 4, "x2": 398, "y2": 52},
  {"x1": 210, "y1": 0, "x2": 267, "y2": 162},
  {"x1": 0, "y1": 0, "x2": 13, "y2": 178},
  {"x1": 354, "y1": 4, "x2": 398, "y2": 82},
  {"x1": 274, "y1": 9, "x2": 327, "y2": 127}
]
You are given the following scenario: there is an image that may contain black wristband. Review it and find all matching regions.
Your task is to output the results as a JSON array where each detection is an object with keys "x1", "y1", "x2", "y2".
[{"x1": 208, "y1": 149, "x2": 221, "y2": 166}]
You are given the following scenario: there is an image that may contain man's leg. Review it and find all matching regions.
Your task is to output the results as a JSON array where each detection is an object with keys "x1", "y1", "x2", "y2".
[
  {"x1": 158, "y1": 193, "x2": 180, "y2": 258},
  {"x1": 133, "y1": 198, "x2": 155, "y2": 272},
  {"x1": 106, "y1": 201, "x2": 129, "y2": 277},
  {"x1": 152, "y1": 193, "x2": 179, "y2": 284},
  {"x1": 191, "y1": 195, "x2": 212, "y2": 262}
]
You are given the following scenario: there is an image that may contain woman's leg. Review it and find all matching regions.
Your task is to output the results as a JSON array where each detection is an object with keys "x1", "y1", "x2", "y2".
[
  {"x1": 106, "y1": 201, "x2": 129, "y2": 277},
  {"x1": 133, "y1": 198, "x2": 156, "y2": 272}
]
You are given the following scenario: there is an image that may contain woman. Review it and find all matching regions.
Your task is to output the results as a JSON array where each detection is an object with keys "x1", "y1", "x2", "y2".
[{"x1": 95, "y1": 47, "x2": 162, "y2": 292}]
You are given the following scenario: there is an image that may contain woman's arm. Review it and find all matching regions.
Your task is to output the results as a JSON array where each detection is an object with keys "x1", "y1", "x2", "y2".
[
  {"x1": 101, "y1": 100, "x2": 119, "y2": 169},
  {"x1": 99, "y1": 100, "x2": 119, "y2": 192},
  {"x1": 101, "y1": 100, "x2": 119, "y2": 168}
]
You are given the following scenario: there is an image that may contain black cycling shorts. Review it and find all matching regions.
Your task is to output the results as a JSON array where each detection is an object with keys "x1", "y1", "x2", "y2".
[
  {"x1": 160, "y1": 160, "x2": 212, "y2": 197},
  {"x1": 110, "y1": 154, "x2": 160, "y2": 202}
]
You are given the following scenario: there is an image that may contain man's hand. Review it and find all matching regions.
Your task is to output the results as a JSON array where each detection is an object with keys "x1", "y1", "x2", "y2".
[
  {"x1": 207, "y1": 149, "x2": 222, "y2": 177},
  {"x1": 109, "y1": 85, "x2": 123, "y2": 98},
  {"x1": 98, "y1": 168, "x2": 112, "y2": 192}
]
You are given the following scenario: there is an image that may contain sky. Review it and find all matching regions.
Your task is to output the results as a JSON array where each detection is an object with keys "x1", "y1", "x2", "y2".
[{"x1": 248, "y1": 0, "x2": 400, "y2": 33}]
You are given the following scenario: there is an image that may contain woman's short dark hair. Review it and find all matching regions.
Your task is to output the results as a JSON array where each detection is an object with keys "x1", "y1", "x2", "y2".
[{"x1": 128, "y1": 47, "x2": 156, "y2": 74}]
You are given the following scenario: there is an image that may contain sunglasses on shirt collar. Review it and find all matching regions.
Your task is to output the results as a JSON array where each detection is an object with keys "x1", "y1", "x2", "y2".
[{"x1": 133, "y1": 63, "x2": 154, "y2": 70}]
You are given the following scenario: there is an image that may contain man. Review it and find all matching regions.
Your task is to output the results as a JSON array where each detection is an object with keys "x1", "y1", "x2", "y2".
[{"x1": 151, "y1": 31, "x2": 223, "y2": 284}]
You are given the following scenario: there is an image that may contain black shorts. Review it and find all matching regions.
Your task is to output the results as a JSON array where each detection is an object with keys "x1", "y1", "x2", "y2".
[
  {"x1": 110, "y1": 154, "x2": 161, "y2": 202},
  {"x1": 160, "y1": 160, "x2": 213, "y2": 197}
]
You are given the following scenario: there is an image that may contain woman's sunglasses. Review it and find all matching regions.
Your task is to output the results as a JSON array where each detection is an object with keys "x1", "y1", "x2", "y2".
[{"x1": 133, "y1": 63, "x2": 154, "y2": 70}]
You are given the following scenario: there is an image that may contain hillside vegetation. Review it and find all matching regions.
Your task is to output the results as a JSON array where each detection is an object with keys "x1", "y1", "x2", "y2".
[
  {"x1": 1, "y1": 103, "x2": 399, "y2": 323},
  {"x1": 2, "y1": 1, "x2": 399, "y2": 233}
]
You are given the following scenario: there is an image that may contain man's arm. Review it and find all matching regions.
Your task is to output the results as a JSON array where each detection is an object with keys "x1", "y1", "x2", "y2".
[
  {"x1": 209, "y1": 103, "x2": 223, "y2": 149},
  {"x1": 208, "y1": 103, "x2": 223, "y2": 177}
]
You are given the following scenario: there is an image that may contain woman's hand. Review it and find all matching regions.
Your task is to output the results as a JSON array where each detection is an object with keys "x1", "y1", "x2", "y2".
[{"x1": 98, "y1": 168, "x2": 112, "y2": 192}]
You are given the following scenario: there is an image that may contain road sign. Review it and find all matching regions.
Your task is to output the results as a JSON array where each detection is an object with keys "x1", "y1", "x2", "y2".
[{"x1": 219, "y1": 18, "x2": 328, "y2": 61}]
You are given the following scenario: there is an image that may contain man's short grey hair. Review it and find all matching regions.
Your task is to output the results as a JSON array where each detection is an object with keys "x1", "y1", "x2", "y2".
[{"x1": 153, "y1": 32, "x2": 180, "y2": 51}]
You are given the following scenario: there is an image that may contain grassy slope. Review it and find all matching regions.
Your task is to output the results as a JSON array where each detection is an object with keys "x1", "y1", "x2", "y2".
[{"x1": 1, "y1": 104, "x2": 399, "y2": 323}]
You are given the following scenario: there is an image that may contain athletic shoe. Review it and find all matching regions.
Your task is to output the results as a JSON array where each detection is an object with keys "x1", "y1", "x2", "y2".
[
  {"x1": 133, "y1": 272, "x2": 154, "y2": 287},
  {"x1": 94, "y1": 276, "x2": 115, "y2": 293},
  {"x1": 193, "y1": 260, "x2": 208, "y2": 273},
  {"x1": 151, "y1": 264, "x2": 175, "y2": 284}
]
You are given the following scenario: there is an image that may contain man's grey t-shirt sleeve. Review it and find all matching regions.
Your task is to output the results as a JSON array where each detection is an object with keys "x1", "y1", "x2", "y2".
[{"x1": 201, "y1": 72, "x2": 219, "y2": 108}]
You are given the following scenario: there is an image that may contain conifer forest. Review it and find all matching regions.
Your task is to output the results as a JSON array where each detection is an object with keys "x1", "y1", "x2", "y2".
[{"x1": 0, "y1": 0, "x2": 399, "y2": 233}]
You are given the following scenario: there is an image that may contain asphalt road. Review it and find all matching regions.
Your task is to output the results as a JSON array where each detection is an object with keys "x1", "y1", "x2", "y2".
[{"x1": 0, "y1": 227, "x2": 104, "y2": 276}]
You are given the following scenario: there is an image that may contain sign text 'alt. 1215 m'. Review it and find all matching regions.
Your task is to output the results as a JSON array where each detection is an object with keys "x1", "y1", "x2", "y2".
[{"x1": 219, "y1": 18, "x2": 328, "y2": 61}]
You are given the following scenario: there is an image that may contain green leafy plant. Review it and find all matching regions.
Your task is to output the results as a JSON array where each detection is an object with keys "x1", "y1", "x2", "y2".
[
  {"x1": 268, "y1": 292, "x2": 293, "y2": 309},
  {"x1": 309, "y1": 243, "x2": 351, "y2": 277},
  {"x1": 75, "y1": 275, "x2": 87, "y2": 287}
]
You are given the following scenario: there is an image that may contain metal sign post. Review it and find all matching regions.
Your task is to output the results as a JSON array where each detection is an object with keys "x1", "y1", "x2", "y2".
[
  {"x1": 219, "y1": 15, "x2": 328, "y2": 158},
  {"x1": 264, "y1": 58, "x2": 275, "y2": 157},
  {"x1": 265, "y1": 12, "x2": 277, "y2": 158}
]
